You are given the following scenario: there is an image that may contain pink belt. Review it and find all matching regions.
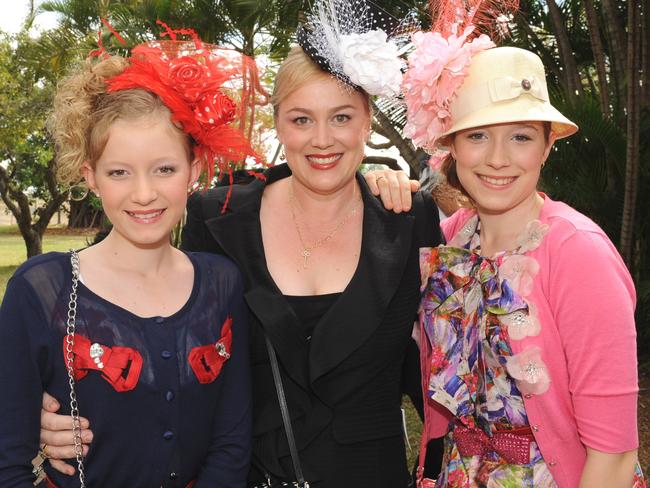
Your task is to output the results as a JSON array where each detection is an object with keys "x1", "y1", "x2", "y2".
[{"x1": 453, "y1": 424, "x2": 535, "y2": 464}]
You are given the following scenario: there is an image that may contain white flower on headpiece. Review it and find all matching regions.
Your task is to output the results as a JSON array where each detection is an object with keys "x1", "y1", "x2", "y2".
[{"x1": 338, "y1": 30, "x2": 403, "y2": 97}]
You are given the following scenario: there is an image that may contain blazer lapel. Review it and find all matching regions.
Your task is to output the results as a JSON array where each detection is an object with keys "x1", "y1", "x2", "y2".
[
  {"x1": 203, "y1": 165, "x2": 310, "y2": 389},
  {"x1": 309, "y1": 175, "x2": 415, "y2": 384}
]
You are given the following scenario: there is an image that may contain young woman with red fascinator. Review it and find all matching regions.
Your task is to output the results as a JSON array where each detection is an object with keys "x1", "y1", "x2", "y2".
[{"x1": 0, "y1": 25, "x2": 262, "y2": 487}]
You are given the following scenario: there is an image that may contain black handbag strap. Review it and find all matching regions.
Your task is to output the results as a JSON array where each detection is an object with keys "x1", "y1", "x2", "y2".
[{"x1": 264, "y1": 334, "x2": 308, "y2": 488}]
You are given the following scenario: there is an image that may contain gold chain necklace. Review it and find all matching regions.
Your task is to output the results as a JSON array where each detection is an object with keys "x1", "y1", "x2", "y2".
[{"x1": 289, "y1": 190, "x2": 362, "y2": 269}]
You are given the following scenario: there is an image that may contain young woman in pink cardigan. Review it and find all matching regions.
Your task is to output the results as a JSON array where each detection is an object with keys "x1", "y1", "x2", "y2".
[{"x1": 405, "y1": 44, "x2": 645, "y2": 487}]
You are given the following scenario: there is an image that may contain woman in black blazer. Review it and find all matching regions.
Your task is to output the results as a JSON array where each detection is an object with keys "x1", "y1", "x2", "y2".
[
  {"x1": 181, "y1": 161, "x2": 442, "y2": 486},
  {"x1": 177, "y1": 36, "x2": 444, "y2": 484}
]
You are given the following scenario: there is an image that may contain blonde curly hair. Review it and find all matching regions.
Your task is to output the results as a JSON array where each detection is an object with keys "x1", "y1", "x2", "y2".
[{"x1": 49, "y1": 55, "x2": 192, "y2": 187}]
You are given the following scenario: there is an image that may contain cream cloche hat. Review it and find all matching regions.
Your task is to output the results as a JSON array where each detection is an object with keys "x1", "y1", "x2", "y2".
[{"x1": 440, "y1": 46, "x2": 578, "y2": 140}]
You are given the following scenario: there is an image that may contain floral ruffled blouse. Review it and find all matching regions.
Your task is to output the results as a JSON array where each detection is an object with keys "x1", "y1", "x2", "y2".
[{"x1": 419, "y1": 216, "x2": 646, "y2": 488}]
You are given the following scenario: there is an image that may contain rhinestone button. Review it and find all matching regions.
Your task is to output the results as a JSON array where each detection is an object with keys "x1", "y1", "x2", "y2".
[
  {"x1": 165, "y1": 390, "x2": 175, "y2": 401},
  {"x1": 89, "y1": 343, "x2": 105, "y2": 369},
  {"x1": 521, "y1": 78, "x2": 532, "y2": 90},
  {"x1": 215, "y1": 342, "x2": 230, "y2": 359},
  {"x1": 169, "y1": 472, "x2": 178, "y2": 480},
  {"x1": 155, "y1": 317, "x2": 165, "y2": 324},
  {"x1": 163, "y1": 430, "x2": 174, "y2": 440},
  {"x1": 161, "y1": 350, "x2": 173, "y2": 359},
  {"x1": 524, "y1": 393, "x2": 533, "y2": 399},
  {"x1": 549, "y1": 461, "x2": 557, "y2": 467},
  {"x1": 532, "y1": 425, "x2": 539, "y2": 432}
]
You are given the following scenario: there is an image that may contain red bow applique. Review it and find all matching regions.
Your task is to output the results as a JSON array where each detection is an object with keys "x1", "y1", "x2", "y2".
[
  {"x1": 188, "y1": 316, "x2": 233, "y2": 384},
  {"x1": 63, "y1": 334, "x2": 143, "y2": 392}
]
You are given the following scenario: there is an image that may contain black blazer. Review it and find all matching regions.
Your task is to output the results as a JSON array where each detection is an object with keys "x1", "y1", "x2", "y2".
[{"x1": 181, "y1": 164, "x2": 443, "y2": 487}]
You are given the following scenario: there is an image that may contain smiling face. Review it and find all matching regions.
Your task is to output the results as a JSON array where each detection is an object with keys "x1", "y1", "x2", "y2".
[
  {"x1": 83, "y1": 115, "x2": 200, "y2": 249},
  {"x1": 450, "y1": 121, "x2": 556, "y2": 218},
  {"x1": 274, "y1": 76, "x2": 371, "y2": 196}
]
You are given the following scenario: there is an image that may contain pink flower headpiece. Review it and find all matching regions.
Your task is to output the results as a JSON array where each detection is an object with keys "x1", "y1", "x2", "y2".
[{"x1": 402, "y1": 1, "x2": 518, "y2": 154}]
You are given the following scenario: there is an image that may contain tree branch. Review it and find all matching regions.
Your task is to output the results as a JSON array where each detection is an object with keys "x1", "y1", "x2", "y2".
[
  {"x1": 370, "y1": 100, "x2": 418, "y2": 177},
  {"x1": 371, "y1": 120, "x2": 390, "y2": 139},
  {"x1": 0, "y1": 164, "x2": 22, "y2": 220},
  {"x1": 366, "y1": 140, "x2": 394, "y2": 150}
]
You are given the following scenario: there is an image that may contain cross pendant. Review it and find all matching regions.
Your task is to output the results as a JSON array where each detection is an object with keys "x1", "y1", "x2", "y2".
[{"x1": 301, "y1": 249, "x2": 311, "y2": 269}]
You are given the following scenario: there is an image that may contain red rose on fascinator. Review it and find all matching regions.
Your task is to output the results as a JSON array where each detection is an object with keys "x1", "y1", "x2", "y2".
[
  {"x1": 167, "y1": 56, "x2": 213, "y2": 101},
  {"x1": 195, "y1": 91, "x2": 237, "y2": 127}
]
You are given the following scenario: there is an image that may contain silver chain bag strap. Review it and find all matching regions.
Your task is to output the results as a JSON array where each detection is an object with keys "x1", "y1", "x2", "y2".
[{"x1": 64, "y1": 250, "x2": 87, "y2": 487}]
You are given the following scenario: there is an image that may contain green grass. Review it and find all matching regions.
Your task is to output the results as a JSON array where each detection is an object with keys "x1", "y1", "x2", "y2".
[
  {"x1": 0, "y1": 227, "x2": 92, "y2": 298},
  {"x1": 403, "y1": 396, "x2": 424, "y2": 469}
]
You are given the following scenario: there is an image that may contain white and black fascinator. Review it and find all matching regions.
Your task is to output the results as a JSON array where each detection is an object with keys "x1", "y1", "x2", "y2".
[{"x1": 297, "y1": 0, "x2": 417, "y2": 98}]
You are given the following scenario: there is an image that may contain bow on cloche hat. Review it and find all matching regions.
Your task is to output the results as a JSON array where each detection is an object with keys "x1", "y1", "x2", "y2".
[{"x1": 297, "y1": 0, "x2": 417, "y2": 98}]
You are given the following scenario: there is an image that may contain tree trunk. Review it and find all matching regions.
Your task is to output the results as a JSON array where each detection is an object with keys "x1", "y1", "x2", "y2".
[
  {"x1": 0, "y1": 161, "x2": 67, "y2": 258},
  {"x1": 620, "y1": 0, "x2": 641, "y2": 266},
  {"x1": 24, "y1": 231, "x2": 43, "y2": 258},
  {"x1": 582, "y1": 0, "x2": 611, "y2": 116},
  {"x1": 642, "y1": 0, "x2": 650, "y2": 109},
  {"x1": 601, "y1": 0, "x2": 628, "y2": 115},
  {"x1": 546, "y1": 0, "x2": 583, "y2": 99},
  {"x1": 370, "y1": 101, "x2": 419, "y2": 178},
  {"x1": 68, "y1": 199, "x2": 104, "y2": 228}
]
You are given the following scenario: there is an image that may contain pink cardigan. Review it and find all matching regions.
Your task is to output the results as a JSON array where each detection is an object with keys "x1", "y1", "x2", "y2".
[{"x1": 423, "y1": 195, "x2": 639, "y2": 487}]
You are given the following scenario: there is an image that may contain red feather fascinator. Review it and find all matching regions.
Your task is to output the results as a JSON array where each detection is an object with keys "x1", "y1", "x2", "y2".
[{"x1": 105, "y1": 22, "x2": 266, "y2": 192}]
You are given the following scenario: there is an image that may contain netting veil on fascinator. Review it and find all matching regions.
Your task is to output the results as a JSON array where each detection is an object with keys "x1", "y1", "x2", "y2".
[
  {"x1": 101, "y1": 22, "x2": 266, "y2": 191},
  {"x1": 297, "y1": 0, "x2": 418, "y2": 97}
]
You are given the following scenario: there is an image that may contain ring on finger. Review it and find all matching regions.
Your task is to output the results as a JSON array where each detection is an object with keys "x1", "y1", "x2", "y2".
[{"x1": 376, "y1": 175, "x2": 386, "y2": 183}]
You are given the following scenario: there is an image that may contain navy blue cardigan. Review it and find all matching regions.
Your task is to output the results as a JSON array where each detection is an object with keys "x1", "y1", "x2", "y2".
[{"x1": 0, "y1": 251, "x2": 251, "y2": 487}]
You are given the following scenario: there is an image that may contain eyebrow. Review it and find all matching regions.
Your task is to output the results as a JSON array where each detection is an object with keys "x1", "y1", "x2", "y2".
[
  {"x1": 514, "y1": 124, "x2": 540, "y2": 131},
  {"x1": 285, "y1": 104, "x2": 358, "y2": 115}
]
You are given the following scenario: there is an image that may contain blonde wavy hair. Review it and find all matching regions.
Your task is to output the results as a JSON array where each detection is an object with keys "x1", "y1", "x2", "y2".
[{"x1": 49, "y1": 56, "x2": 192, "y2": 187}]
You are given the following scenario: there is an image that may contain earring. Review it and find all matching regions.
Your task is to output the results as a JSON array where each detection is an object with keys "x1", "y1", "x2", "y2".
[{"x1": 280, "y1": 149, "x2": 286, "y2": 161}]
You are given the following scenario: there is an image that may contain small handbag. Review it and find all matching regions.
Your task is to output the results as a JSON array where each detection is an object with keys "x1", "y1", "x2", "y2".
[{"x1": 255, "y1": 334, "x2": 309, "y2": 488}]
